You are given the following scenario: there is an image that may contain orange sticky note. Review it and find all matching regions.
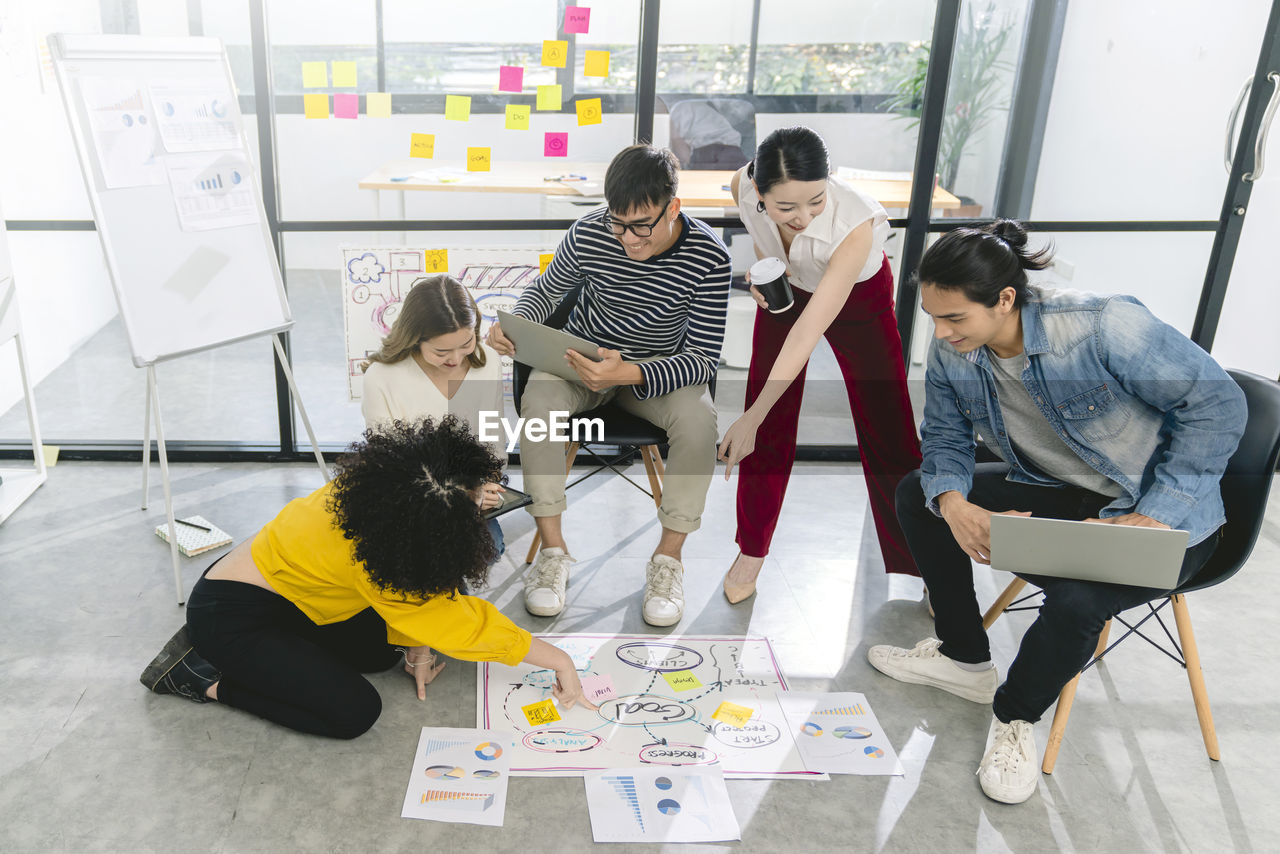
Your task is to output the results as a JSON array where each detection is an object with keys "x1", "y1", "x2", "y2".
[
  {"x1": 712, "y1": 701, "x2": 754, "y2": 728},
  {"x1": 576, "y1": 97, "x2": 602, "y2": 126},
  {"x1": 522, "y1": 698, "x2": 561, "y2": 727},
  {"x1": 467, "y1": 147, "x2": 491, "y2": 172},
  {"x1": 542, "y1": 40, "x2": 568, "y2": 68},
  {"x1": 536, "y1": 84, "x2": 563, "y2": 111},
  {"x1": 584, "y1": 50, "x2": 610, "y2": 78},
  {"x1": 539, "y1": 253, "x2": 554, "y2": 274},
  {"x1": 409, "y1": 133, "x2": 435, "y2": 158},
  {"x1": 445, "y1": 94, "x2": 471, "y2": 121},
  {"x1": 331, "y1": 60, "x2": 357, "y2": 87},
  {"x1": 505, "y1": 104, "x2": 531, "y2": 131},
  {"x1": 423, "y1": 249, "x2": 449, "y2": 273},
  {"x1": 301, "y1": 61, "x2": 327, "y2": 88},
  {"x1": 303, "y1": 93, "x2": 328, "y2": 119},
  {"x1": 366, "y1": 92, "x2": 392, "y2": 118}
]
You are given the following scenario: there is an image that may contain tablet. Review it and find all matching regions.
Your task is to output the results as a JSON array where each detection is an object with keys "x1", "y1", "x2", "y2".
[
  {"x1": 497, "y1": 310, "x2": 601, "y2": 383},
  {"x1": 483, "y1": 484, "x2": 532, "y2": 520}
]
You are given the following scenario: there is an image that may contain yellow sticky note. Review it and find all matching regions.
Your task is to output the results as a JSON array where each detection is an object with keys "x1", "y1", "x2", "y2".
[
  {"x1": 301, "y1": 61, "x2": 327, "y2": 88},
  {"x1": 542, "y1": 39, "x2": 568, "y2": 68},
  {"x1": 409, "y1": 133, "x2": 435, "y2": 158},
  {"x1": 423, "y1": 249, "x2": 449, "y2": 273},
  {"x1": 522, "y1": 698, "x2": 561, "y2": 727},
  {"x1": 445, "y1": 94, "x2": 471, "y2": 121},
  {"x1": 576, "y1": 97, "x2": 602, "y2": 126},
  {"x1": 467, "y1": 146, "x2": 491, "y2": 172},
  {"x1": 539, "y1": 253, "x2": 554, "y2": 274},
  {"x1": 712, "y1": 701, "x2": 754, "y2": 729},
  {"x1": 331, "y1": 60, "x2": 357, "y2": 87},
  {"x1": 366, "y1": 92, "x2": 392, "y2": 118},
  {"x1": 505, "y1": 104, "x2": 531, "y2": 131},
  {"x1": 536, "y1": 84, "x2": 563, "y2": 111},
  {"x1": 662, "y1": 670, "x2": 704, "y2": 692},
  {"x1": 303, "y1": 93, "x2": 329, "y2": 119},
  {"x1": 584, "y1": 50, "x2": 610, "y2": 78},
  {"x1": 40, "y1": 445, "x2": 60, "y2": 467}
]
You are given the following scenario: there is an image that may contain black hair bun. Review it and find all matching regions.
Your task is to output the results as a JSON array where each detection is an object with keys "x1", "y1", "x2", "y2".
[{"x1": 988, "y1": 218, "x2": 1029, "y2": 250}]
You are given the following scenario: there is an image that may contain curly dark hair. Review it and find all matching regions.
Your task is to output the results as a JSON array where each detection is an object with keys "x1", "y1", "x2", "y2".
[{"x1": 328, "y1": 416, "x2": 504, "y2": 599}]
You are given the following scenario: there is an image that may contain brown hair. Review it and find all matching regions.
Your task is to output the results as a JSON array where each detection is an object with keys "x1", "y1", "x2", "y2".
[{"x1": 363, "y1": 275, "x2": 486, "y2": 370}]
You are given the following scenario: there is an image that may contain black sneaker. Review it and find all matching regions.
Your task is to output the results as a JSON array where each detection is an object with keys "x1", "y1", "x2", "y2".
[{"x1": 140, "y1": 625, "x2": 220, "y2": 703}]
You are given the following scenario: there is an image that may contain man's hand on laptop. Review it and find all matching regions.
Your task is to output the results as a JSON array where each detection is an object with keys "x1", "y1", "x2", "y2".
[
  {"x1": 566, "y1": 347, "x2": 642, "y2": 391},
  {"x1": 938, "y1": 491, "x2": 1031, "y2": 565},
  {"x1": 486, "y1": 321, "x2": 516, "y2": 356},
  {"x1": 1082, "y1": 512, "x2": 1170, "y2": 529}
]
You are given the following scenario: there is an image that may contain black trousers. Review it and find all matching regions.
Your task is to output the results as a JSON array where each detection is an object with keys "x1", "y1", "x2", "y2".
[
  {"x1": 186, "y1": 567, "x2": 401, "y2": 739},
  {"x1": 896, "y1": 464, "x2": 1218, "y2": 724}
]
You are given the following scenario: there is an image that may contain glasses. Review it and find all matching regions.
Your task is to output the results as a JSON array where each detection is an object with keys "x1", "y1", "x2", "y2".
[{"x1": 603, "y1": 200, "x2": 671, "y2": 237}]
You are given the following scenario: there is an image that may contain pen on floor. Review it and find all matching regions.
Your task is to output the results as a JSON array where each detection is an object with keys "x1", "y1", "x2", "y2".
[{"x1": 176, "y1": 518, "x2": 212, "y2": 532}]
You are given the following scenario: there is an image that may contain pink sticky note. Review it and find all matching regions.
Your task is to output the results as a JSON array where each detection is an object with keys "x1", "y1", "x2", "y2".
[
  {"x1": 333, "y1": 93, "x2": 358, "y2": 119},
  {"x1": 498, "y1": 65, "x2": 524, "y2": 93},
  {"x1": 580, "y1": 674, "x2": 616, "y2": 702},
  {"x1": 564, "y1": 5, "x2": 591, "y2": 33},
  {"x1": 544, "y1": 132, "x2": 568, "y2": 157}
]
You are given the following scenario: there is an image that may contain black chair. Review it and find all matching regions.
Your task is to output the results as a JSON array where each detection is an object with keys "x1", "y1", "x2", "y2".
[
  {"x1": 665, "y1": 98, "x2": 756, "y2": 171},
  {"x1": 982, "y1": 369, "x2": 1280, "y2": 773}
]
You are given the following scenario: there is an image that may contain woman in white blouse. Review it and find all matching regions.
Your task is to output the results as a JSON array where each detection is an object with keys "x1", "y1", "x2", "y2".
[
  {"x1": 718, "y1": 127, "x2": 922, "y2": 602},
  {"x1": 362, "y1": 275, "x2": 507, "y2": 555}
]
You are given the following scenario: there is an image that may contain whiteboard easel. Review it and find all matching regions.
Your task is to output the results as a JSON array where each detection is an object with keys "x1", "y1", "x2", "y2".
[
  {"x1": 50, "y1": 34, "x2": 328, "y2": 604},
  {"x1": 0, "y1": 273, "x2": 47, "y2": 525}
]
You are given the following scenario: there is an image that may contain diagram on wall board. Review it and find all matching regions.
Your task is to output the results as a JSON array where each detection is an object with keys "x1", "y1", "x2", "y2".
[
  {"x1": 341, "y1": 246, "x2": 551, "y2": 400},
  {"x1": 477, "y1": 634, "x2": 822, "y2": 779}
]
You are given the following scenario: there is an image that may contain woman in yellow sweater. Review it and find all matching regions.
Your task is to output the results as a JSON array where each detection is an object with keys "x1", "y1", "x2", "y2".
[{"x1": 140, "y1": 417, "x2": 592, "y2": 739}]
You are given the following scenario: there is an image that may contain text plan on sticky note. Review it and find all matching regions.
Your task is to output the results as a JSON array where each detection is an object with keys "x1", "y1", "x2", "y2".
[
  {"x1": 423, "y1": 249, "x2": 449, "y2": 273},
  {"x1": 467, "y1": 147, "x2": 492, "y2": 172},
  {"x1": 331, "y1": 60, "x2": 358, "y2": 87},
  {"x1": 662, "y1": 670, "x2": 704, "y2": 692},
  {"x1": 713, "y1": 701, "x2": 755, "y2": 728},
  {"x1": 542, "y1": 40, "x2": 568, "y2": 68},
  {"x1": 584, "y1": 50, "x2": 610, "y2": 78},
  {"x1": 303, "y1": 93, "x2": 329, "y2": 119},
  {"x1": 445, "y1": 94, "x2": 471, "y2": 121},
  {"x1": 522, "y1": 698, "x2": 561, "y2": 727},
  {"x1": 409, "y1": 133, "x2": 435, "y2": 159},
  {"x1": 498, "y1": 65, "x2": 524, "y2": 93},
  {"x1": 366, "y1": 92, "x2": 392, "y2": 118},
  {"x1": 536, "y1": 84, "x2": 563, "y2": 111},
  {"x1": 579, "y1": 673, "x2": 615, "y2": 703},
  {"x1": 505, "y1": 104, "x2": 531, "y2": 130},
  {"x1": 544, "y1": 132, "x2": 568, "y2": 157},
  {"x1": 539, "y1": 252, "x2": 555, "y2": 274},
  {"x1": 301, "y1": 61, "x2": 327, "y2": 88},
  {"x1": 333, "y1": 93, "x2": 358, "y2": 119},
  {"x1": 576, "y1": 97, "x2": 603, "y2": 126},
  {"x1": 564, "y1": 5, "x2": 591, "y2": 33}
]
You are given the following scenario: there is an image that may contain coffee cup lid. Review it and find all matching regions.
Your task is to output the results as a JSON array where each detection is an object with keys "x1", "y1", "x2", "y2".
[{"x1": 750, "y1": 257, "x2": 786, "y2": 281}]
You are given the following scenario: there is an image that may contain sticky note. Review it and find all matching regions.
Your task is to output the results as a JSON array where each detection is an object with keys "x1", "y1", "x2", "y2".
[
  {"x1": 331, "y1": 60, "x2": 357, "y2": 87},
  {"x1": 333, "y1": 93, "x2": 358, "y2": 119},
  {"x1": 303, "y1": 93, "x2": 328, "y2": 119},
  {"x1": 544, "y1": 132, "x2": 568, "y2": 157},
  {"x1": 423, "y1": 249, "x2": 449, "y2": 273},
  {"x1": 564, "y1": 5, "x2": 591, "y2": 33},
  {"x1": 366, "y1": 92, "x2": 392, "y2": 118},
  {"x1": 576, "y1": 97, "x2": 602, "y2": 126},
  {"x1": 542, "y1": 40, "x2": 568, "y2": 68},
  {"x1": 41, "y1": 445, "x2": 59, "y2": 467},
  {"x1": 498, "y1": 65, "x2": 524, "y2": 93},
  {"x1": 445, "y1": 94, "x2": 471, "y2": 121},
  {"x1": 662, "y1": 670, "x2": 704, "y2": 692},
  {"x1": 713, "y1": 701, "x2": 754, "y2": 728},
  {"x1": 505, "y1": 104, "x2": 531, "y2": 130},
  {"x1": 409, "y1": 133, "x2": 435, "y2": 158},
  {"x1": 584, "y1": 50, "x2": 610, "y2": 78},
  {"x1": 467, "y1": 146, "x2": 491, "y2": 172},
  {"x1": 536, "y1": 84, "x2": 563, "y2": 111},
  {"x1": 522, "y1": 698, "x2": 561, "y2": 727},
  {"x1": 580, "y1": 673, "x2": 615, "y2": 702},
  {"x1": 539, "y1": 252, "x2": 555, "y2": 274},
  {"x1": 301, "y1": 61, "x2": 327, "y2": 88}
]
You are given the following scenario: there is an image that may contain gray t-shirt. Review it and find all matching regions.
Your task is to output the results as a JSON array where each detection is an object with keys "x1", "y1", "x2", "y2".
[{"x1": 988, "y1": 350, "x2": 1125, "y2": 498}]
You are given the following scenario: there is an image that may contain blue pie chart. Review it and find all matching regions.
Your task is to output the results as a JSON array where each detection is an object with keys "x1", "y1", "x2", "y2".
[
  {"x1": 655, "y1": 777, "x2": 672, "y2": 790},
  {"x1": 656, "y1": 799, "x2": 681, "y2": 816}
]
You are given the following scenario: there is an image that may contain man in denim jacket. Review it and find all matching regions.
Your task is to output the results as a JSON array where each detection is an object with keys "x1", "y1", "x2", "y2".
[{"x1": 867, "y1": 222, "x2": 1246, "y2": 805}]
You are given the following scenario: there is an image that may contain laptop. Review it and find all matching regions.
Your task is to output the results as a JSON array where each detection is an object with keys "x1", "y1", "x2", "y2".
[
  {"x1": 989, "y1": 515, "x2": 1190, "y2": 588},
  {"x1": 497, "y1": 310, "x2": 601, "y2": 383}
]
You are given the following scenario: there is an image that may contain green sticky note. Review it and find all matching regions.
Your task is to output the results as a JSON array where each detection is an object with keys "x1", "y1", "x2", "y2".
[
  {"x1": 536, "y1": 84, "x2": 562, "y2": 111},
  {"x1": 331, "y1": 60, "x2": 357, "y2": 87},
  {"x1": 445, "y1": 94, "x2": 471, "y2": 121},
  {"x1": 505, "y1": 104, "x2": 531, "y2": 130},
  {"x1": 301, "y1": 61, "x2": 327, "y2": 88},
  {"x1": 662, "y1": 670, "x2": 703, "y2": 692}
]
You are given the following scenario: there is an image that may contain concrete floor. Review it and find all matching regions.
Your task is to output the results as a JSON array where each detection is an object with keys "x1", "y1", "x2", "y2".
[{"x1": 1, "y1": 458, "x2": 1276, "y2": 853}]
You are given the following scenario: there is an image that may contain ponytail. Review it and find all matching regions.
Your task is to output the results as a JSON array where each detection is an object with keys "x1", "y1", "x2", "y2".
[{"x1": 917, "y1": 219, "x2": 1053, "y2": 307}]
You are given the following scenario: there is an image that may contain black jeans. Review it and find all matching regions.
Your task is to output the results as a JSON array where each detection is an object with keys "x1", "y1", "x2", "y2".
[
  {"x1": 185, "y1": 566, "x2": 401, "y2": 739},
  {"x1": 896, "y1": 464, "x2": 1219, "y2": 724}
]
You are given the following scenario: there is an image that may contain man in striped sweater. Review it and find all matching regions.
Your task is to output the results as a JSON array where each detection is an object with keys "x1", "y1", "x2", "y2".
[{"x1": 487, "y1": 145, "x2": 731, "y2": 626}]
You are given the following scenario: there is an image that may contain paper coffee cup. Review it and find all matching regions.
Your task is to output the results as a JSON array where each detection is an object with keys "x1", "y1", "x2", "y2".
[{"x1": 749, "y1": 257, "x2": 794, "y2": 313}]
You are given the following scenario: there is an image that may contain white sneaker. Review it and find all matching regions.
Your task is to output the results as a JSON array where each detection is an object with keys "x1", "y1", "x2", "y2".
[
  {"x1": 524, "y1": 547, "x2": 574, "y2": 617},
  {"x1": 866, "y1": 638, "x2": 998, "y2": 704},
  {"x1": 643, "y1": 555, "x2": 684, "y2": 627},
  {"x1": 977, "y1": 717, "x2": 1039, "y2": 804}
]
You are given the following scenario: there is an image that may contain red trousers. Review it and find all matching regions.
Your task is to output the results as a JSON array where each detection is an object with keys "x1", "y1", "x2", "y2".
[{"x1": 735, "y1": 255, "x2": 922, "y2": 576}]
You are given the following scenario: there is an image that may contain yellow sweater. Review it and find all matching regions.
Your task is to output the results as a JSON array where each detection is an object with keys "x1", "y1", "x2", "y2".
[{"x1": 250, "y1": 483, "x2": 531, "y2": 666}]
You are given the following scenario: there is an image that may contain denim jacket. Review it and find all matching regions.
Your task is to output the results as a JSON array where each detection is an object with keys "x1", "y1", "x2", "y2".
[{"x1": 920, "y1": 286, "x2": 1246, "y2": 546}]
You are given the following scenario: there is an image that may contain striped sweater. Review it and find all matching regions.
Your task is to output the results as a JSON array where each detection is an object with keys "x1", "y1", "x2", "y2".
[{"x1": 512, "y1": 208, "x2": 731, "y2": 400}]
